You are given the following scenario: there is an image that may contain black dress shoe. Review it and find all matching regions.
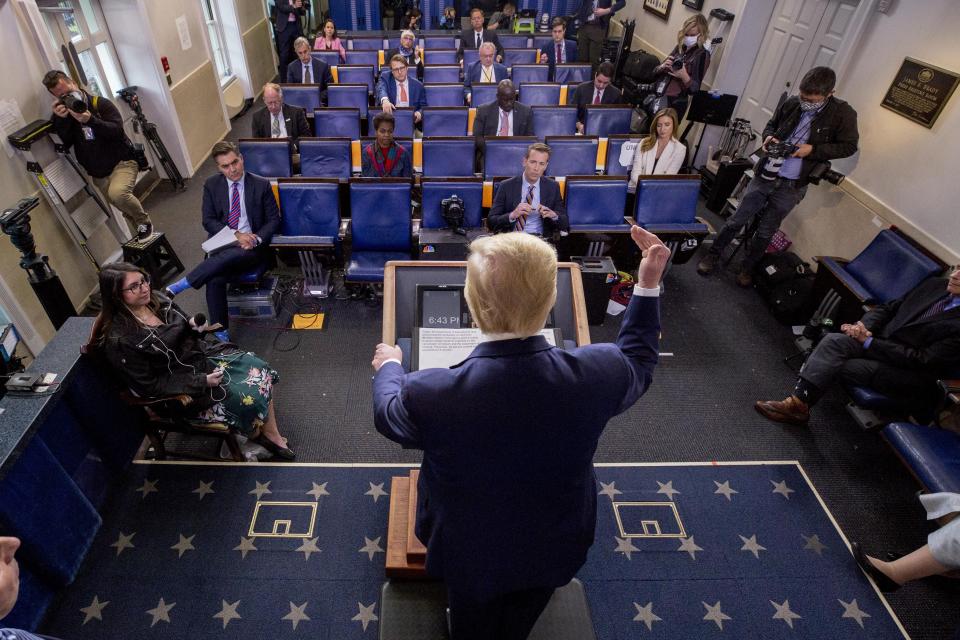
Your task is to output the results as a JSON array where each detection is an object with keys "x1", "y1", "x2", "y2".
[
  {"x1": 852, "y1": 542, "x2": 901, "y2": 593},
  {"x1": 250, "y1": 433, "x2": 296, "y2": 461}
]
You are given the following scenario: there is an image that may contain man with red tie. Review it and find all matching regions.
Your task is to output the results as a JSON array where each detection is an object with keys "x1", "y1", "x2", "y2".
[
  {"x1": 164, "y1": 142, "x2": 279, "y2": 342},
  {"x1": 538, "y1": 17, "x2": 578, "y2": 82},
  {"x1": 569, "y1": 61, "x2": 623, "y2": 133}
]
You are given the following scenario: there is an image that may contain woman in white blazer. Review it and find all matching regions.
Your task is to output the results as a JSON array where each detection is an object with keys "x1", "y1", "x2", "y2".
[{"x1": 629, "y1": 108, "x2": 686, "y2": 191}]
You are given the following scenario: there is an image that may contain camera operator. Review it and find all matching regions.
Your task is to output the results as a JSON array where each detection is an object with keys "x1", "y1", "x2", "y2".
[
  {"x1": 43, "y1": 70, "x2": 154, "y2": 240},
  {"x1": 644, "y1": 14, "x2": 711, "y2": 121},
  {"x1": 697, "y1": 66, "x2": 859, "y2": 287}
]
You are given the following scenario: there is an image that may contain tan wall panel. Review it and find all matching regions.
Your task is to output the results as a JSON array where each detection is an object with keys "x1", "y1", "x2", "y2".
[
  {"x1": 244, "y1": 19, "x2": 277, "y2": 97},
  {"x1": 171, "y1": 61, "x2": 229, "y2": 171},
  {"x1": 237, "y1": 0, "x2": 267, "y2": 33}
]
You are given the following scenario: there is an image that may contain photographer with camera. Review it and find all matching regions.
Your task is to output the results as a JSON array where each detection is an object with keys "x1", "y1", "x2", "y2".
[
  {"x1": 697, "y1": 66, "x2": 859, "y2": 287},
  {"x1": 43, "y1": 70, "x2": 154, "y2": 240},
  {"x1": 642, "y1": 14, "x2": 711, "y2": 121}
]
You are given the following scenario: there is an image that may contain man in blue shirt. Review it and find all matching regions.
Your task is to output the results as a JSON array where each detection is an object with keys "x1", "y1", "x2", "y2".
[
  {"x1": 697, "y1": 67, "x2": 859, "y2": 287},
  {"x1": 0, "y1": 536, "x2": 59, "y2": 640},
  {"x1": 756, "y1": 267, "x2": 960, "y2": 425}
]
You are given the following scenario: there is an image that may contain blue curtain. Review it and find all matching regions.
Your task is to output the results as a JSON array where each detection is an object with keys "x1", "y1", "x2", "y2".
[{"x1": 328, "y1": 0, "x2": 383, "y2": 31}]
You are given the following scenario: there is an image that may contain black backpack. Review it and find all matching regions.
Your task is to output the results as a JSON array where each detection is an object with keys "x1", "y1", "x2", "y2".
[
  {"x1": 621, "y1": 50, "x2": 660, "y2": 83},
  {"x1": 766, "y1": 277, "x2": 815, "y2": 326},
  {"x1": 754, "y1": 251, "x2": 809, "y2": 295}
]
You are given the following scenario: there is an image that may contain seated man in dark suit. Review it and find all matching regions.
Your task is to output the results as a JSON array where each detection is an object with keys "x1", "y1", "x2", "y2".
[
  {"x1": 286, "y1": 37, "x2": 333, "y2": 104},
  {"x1": 251, "y1": 83, "x2": 310, "y2": 148},
  {"x1": 472, "y1": 80, "x2": 533, "y2": 170},
  {"x1": 164, "y1": 141, "x2": 280, "y2": 343},
  {"x1": 463, "y1": 42, "x2": 509, "y2": 105},
  {"x1": 371, "y1": 226, "x2": 669, "y2": 640},
  {"x1": 756, "y1": 266, "x2": 960, "y2": 425},
  {"x1": 488, "y1": 142, "x2": 569, "y2": 239},
  {"x1": 384, "y1": 29, "x2": 424, "y2": 80},
  {"x1": 458, "y1": 7, "x2": 504, "y2": 64},
  {"x1": 569, "y1": 61, "x2": 623, "y2": 133},
  {"x1": 376, "y1": 54, "x2": 428, "y2": 125},
  {"x1": 539, "y1": 17, "x2": 578, "y2": 81}
]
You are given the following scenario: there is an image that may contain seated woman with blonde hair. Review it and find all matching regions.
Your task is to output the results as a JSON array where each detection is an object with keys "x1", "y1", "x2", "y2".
[
  {"x1": 97, "y1": 262, "x2": 294, "y2": 460},
  {"x1": 629, "y1": 107, "x2": 686, "y2": 191}
]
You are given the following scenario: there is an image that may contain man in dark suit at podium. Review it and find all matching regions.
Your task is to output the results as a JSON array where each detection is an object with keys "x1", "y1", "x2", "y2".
[{"x1": 372, "y1": 227, "x2": 669, "y2": 640}]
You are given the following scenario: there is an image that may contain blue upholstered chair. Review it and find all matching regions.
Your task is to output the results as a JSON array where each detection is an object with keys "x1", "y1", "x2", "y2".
[
  {"x1": 327, "y1": 84, "x2": 370, "y2": 119},
  {"x1": 554, "y1": 64, "x2": 592, "y2": 84},
  {"x1": 532, "y1": 35, "x2": 552, "y2": 50},
  {"x1": 565, "y1": 177, "x2": 630, "y2": 232},
  {"x1": 424, "y1": 36, "x2": 456, "y2": 49},
  {"x1": 280, "y1": 84, "x2": 322, "y2": 113},
  {"x1": 519, "y1": 83, "x2": 562, "y2": 106},
  {"x1": 844, "y1": 362, "x2": 960, "y2": 431},
  {"x1": 238, "y1": 138, "x2": 292, "y2": 178},
  {"x1": 483, "y1": 137, "x2": 537, "y2": 179},
  {"x1": 346, "y1": 179, "x2": 412, "y2": 283},
  {"x1": 350, "y1": 37, "x2": 384, "y2": 50},
  {"x1": 344, "y1": 50, "x2": 380, "y2": 74},
  {"x1": 423, "y1": 64, "x2": 461, "y2": 84},
  {"x1": 422, "y1": 107, "x2": 469, "y2": 136},
  {"x1": 367, "y1": 107, "x2": 414, "y2": 137},
  {"x1": 299, "y1": 138, "x2": 352, "y2": 178},
  {"x1": 422, "y1": 137, "x2": 476, "y2": 177},
  {"x1": 313, "y1": 108, "x2": 361, "y2": 139},
  {"x1": 604, "y1": 135, "x2": 642, "y2": 176},
  {"x1": 499, "y1": 34, "x2": 529, "y2": 48},
  {"x1": 276, "y1": 178, "x2": 342, "y2": 246},
  {"x1": 425, "y1": 84, "x2": 465, "y2": 107},
  {"x1": 421, "y1": 178, "x2": 484, "y2": 229},
  {"x1": 512, "y1": 65, "x2": 550, "y2": 86},
  {"x1": 634, "y1": 175, "x2": 709, "y2": 264},
  {"x1": 471, "y1": 84, "x2": 499, "y2": 107},
  {"x1": 503, "y1": 48, "x2": 538, "y2": 67},
  {"x1": 544, "y1": 136, "x2": 599, "y2": 177},
  {"x1": 336, "y1": 64, "x2": 375, "y2": 94},
  {"x1": 584, "y1": 105, "x2": 634, "y2": 137},
  {"x1": 424, "y1": 49, "x2": 458, "y2": 65},
  {"x1": 883, "y1": 422, "x2": 960, "y2": 494},
  {"x1": 462, "y1": 49, "x2": 479, "y2": 68},
  {"x1": 532, "y1": 106, "x2": 578, "y2": 138},
  {"x1": 312, "y1": 51, "x2": 340, "y2": 67}
]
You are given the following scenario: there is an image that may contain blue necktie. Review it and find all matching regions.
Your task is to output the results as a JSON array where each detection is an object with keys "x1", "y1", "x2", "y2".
[{"x1": 920, "y1": 295, "x2": 952, "y2": 320}]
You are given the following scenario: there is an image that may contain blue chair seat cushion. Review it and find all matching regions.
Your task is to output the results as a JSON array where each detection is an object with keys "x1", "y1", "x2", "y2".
[
  {"x1": 883, "y1": 422, "x2": 960, "y2": 494},
  {"x1": 347, "y1": 251, "x2": 410, "y2": 282},
  {"x1": 569, "y1": 224, "x2": 632, "y2": 233},
  {"x1": 230, "y1": 263, "x2": 268, "y2": 285},
  {"x1": 818, "y1": 257, "x2": 875, "y2": 303},
  {"x1": 640, "y1": 223, "x2": 709, "y2": 235},
  {"x1": 847, "y1": 385, "x2": 904, "y2": 412}
]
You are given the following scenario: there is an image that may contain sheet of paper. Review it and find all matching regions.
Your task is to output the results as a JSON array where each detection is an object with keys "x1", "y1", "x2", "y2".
[
  {"x1": 44, "y1": 156, "x2": 88, "y2": 201},
  {"x1": 176, "y1": 15, "x2": 192, "y2": 50},
  {"x1": 618, "y1": 140, "x2": 640, "y2": 167},
  {"x1": 0, "y1": 99, "x2": 27, "y2": 159},
  {"x1": 417, "y1": 328, "x2": 557, "y2": 370},
  {"x1": 201, "y1": 226, "x2": 238, "y2": 254}
]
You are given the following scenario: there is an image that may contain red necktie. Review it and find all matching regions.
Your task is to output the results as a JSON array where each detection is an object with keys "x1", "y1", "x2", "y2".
[
  {"x1": 593, "y1": 90, "x2": 601, "y2": 105},
  {"x1": 399, "y1": 82, "x2": 408, "y2": 103},
  {"x1": 556, "y1": 43, "x2": 562, "y2": 64},
  {"x1": 227, "y1": 182, "x2": 240, "y2": 229}
]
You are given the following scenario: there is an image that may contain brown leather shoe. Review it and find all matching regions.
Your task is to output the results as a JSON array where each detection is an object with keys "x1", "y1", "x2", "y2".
[
  {"x1": 755, "y1": 395, "x2": 809, "y2": 425},
  {"x1": 736, "y1": 269, "x2": 753, "y2": 288}
]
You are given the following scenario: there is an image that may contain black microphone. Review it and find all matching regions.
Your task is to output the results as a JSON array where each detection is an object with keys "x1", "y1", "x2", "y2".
[{"x1": 191, "y1": 313, "x2": 206, "y2": 331}]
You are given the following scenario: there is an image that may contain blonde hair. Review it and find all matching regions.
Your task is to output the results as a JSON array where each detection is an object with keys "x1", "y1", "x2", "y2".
[
  {"x1": 640, "y1": 108, "x2": 679, "y2": 152},
  {"x1": 677, "y1": 14, "x2": 709, "y2": 49},
  {"x1": 465, "y1": 233, "x2": 558, "y2": 337}
]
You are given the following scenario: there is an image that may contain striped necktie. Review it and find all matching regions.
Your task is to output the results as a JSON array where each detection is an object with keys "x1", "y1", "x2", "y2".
[
  {"x1": 515, "y1": 184, "x2": 534, "y2": 231},
  {"x1": 920, "y1": 294, "x2": 953, "y2": 320},
  {"x1": 271, "y1": 114, "x2": 280, "y2": 137},
  {"x1": 227, "y1": 182, "x2": 241, "y2": 229},
  {"x1": 304, "y1": 64, "x2": 312, "y2": 84}
]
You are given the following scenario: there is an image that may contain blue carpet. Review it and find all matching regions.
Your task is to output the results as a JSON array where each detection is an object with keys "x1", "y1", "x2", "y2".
[{"x1": 40, "y1": 461, "x2": 906, "y2": 639}]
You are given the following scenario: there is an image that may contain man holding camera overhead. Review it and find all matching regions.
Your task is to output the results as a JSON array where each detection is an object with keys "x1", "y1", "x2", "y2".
[
  {"x1": 43, "y1": 70, "x2": 154, "y2": 240},
  {"x1": 696, "y1": 66, "x2": 859, "y2": 288}
]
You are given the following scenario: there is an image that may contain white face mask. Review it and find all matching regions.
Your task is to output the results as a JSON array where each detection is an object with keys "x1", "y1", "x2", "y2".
[{"x1": 683, "y1": 35, "x2": 699, "y2": 48}]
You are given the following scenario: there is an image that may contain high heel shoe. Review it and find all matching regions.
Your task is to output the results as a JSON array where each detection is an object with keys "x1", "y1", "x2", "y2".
[
  {"x1": 851, "y1": 542, "x2": 901, "y2": 593},
  {"x1": 250, "y1": 433, "x2": 296, "y2": 461}
]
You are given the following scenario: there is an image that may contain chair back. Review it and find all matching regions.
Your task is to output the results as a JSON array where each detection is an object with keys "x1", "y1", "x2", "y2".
[
  {"x1": 350, "y1": 37, "x2": 384, "y2": 50},
  {"x1": 633, "y1": 175, "x2": 700, "y2": 225},
  {"x1": 462, "y1": 49, "x2": 479, "y2": 68},
  {"x1": 532, "y1": 35, "x2": 552, "y2": 50},
  {"x1": 425, "y1": 84, "x2": 465, "y2": 107},
  {"x1": 471, "y1": 84, "x2": 499, "y2": 107},
  {"x1": 422, "y1": 137, "x2": 476, "y2": 177},
  {"x1": 511, "y1": 64, "x2": 550, "y2": 86},
  {"x1": 421, "y1": 178, "x2": 484, "y2": 228},
  {"x1": 368, "y1": 108, "x2": 415, "y2": 138},
  {"x1": 424, "y1": 36, "x2": 456, "y2": 49},
  {"x1": 313, "y1": 108, "x2": 361, "y2": 139},
  {"x1": 605, "y1": 135, "x2": 642, "y2": 176},
  {"x1": 350, "y1": 180, "x2": 412, "y2": 251},
  {"x1": 543, "y1": 136, "x2": 599, "y2": 177},
  {"x1": 312, "y1": 51, "x2": 340, "y2": 67},
  {"x1": 846, "y1": 229, "x2": 943, "y2": 303},
  {"x1": 422, "y1": 108, "x2": 469, "y2": 137},
  {"x1": 519, "y1": 83, "x2": 561, "y2": 106},
  {"x1": 278, "y1": 179, "x2": 341, "y2": 239},
  {"x1": 584, "y1": 105, "x2": 634, "y2": 136},
  {"x1": 298, "y1": 138, "x2": 352, "y2": 178},
  {"x1": 483, "y1": 137, "x2": 537, "y2": 179},
  {"x1": 423, "y1": 48, "x2": 458, "y2": 65},
  {"x1": 336, "y1": 65, "x2": 375, "y2": 93},
  {"x1": 423, "y1": 65, "x2": 461, "y2": 84},
  {"x1": 503, "y1": 48, "x2": 537, "y2": 67},
  {"x1": 565, "y1": 177, "x2": 629, "y2": 227},
  {"x1": 554, "y1": 63, "x2": 592, "y2": 84},
  {"x1": 344, "y1": 50, "x2": 380, "y2": 73},
  {"x1": 280, "y1": 84, "x2": 322, "y2": 113},
  {"x1": 327, "y1": 84, "x2": 369, "y2": 118},
  {"x1": 238, "y1": 139, "x2": 292, "y2": 178},
  {"x1": 499, "y1": 34, "x2": 529, "y2": 48},
  {"x1": 532, "y1": 106, "x2": 578, "y2": 138}
]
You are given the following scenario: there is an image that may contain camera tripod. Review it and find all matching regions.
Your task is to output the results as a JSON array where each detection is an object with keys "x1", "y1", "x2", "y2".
[{"x1": 118, "y1": 86, "x2": 185, "y2": 191}]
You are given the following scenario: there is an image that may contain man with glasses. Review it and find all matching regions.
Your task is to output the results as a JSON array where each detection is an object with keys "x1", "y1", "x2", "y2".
[
  {"x1": 251, "y1": 83, "x2": 310, "y2": 149},
  {"x1": 384, "y1": 30, "x2": 424, "y2": 81},
  {"x1": 376, "y1": 55, "x2": 427, "y2": 125},
  {"x1": 464, "y1": 42, "x2": 508, "y2": 105},
  {"x1": 539, "y1": 17, "x2": 578, "y2": 82},
  {"x1": 164, "y1": 141, "x2": 279, "y2": 342}
]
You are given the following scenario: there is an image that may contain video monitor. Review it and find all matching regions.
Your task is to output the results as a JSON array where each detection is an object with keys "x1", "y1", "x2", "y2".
[{"x1": 415, "y1": 284, "x2": 473, "y2": 329}]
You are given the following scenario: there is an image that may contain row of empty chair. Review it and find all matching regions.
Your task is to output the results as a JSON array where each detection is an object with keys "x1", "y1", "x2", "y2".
[
  {"x1": 240, "y1": 134, "x2": 643, "y2": 179},
  {"x1": 340, "y1": 34, "x2": 559, "y2": 51}
]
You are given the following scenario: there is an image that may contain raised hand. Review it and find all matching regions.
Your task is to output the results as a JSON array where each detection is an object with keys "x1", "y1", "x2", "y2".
[{"x1": 630, "y1": 225, "x2": 671, "y2": 288}]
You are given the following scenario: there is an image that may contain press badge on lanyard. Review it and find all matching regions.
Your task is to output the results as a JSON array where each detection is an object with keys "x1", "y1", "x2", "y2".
[{"x1": 82, "y1": 126, "x2": 95, "y2": 140}]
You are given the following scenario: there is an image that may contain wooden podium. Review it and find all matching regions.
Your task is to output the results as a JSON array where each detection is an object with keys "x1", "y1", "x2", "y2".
[{"x1": 382, "y1": 261, "x2": 590, "y2": 578}]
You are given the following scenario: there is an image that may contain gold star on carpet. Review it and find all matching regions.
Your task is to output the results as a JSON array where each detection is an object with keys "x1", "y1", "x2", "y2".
[
  {"x1": 297, "y1": 537, "x2": 321, "y2": 561},
  {"x1": 656, "y1": 480, "x2": 680, "y2": 500},
  {"x1": 233, "y1": 536, "x2": 257, "y2": 559},
  {"x1": 306, "y1": 481, "x2": 330, "y2": 499},
  {"x1": 249, "y1": 481, "x2": 272, "y2": 499},
  {"x1": 614, "y1": 536, "x2": 640, "y2": 560},
  {"x1": 677, "y1": 535, "x2": 704, "y2": 560},
  {"x1": 171, "y1": 533, "x2": 196, "y2": 558},
  {"x1": 365, "y1": 482, "x2": 388, "y2": 502},
  {"x1": 632, "y1": 602, "x2": 662, "y2": 631},
  {"x1": 713, "y1": 480, "x2": 738, "y2": 501},
  {"x1": 352, "y1": 601, "x2": 379, "y2": 631},
  {"x1": 598, "y1": 481, "x2": 623, "y2": 500},
  {"x1": 213, "y1": 599, "x2": 241, "y2": 629},
  {"x1": 771, "y1": 599, "x2": 802, "y2": 629},
  {"x1": 802, "y1": 533, "x2": 828, "y2": 555},
  {"x1": 358, "y1": 536, "x2": 384, "y2": 561},
  {"x1": 739, "y1": 534, "x2": 767, "y2": 559},
  {"x1": 136, "y1": 479, "x2": 158, "y2": 498},
  {"x1": 192, "y1": 480, "x2": 215, "y2": 500},
  {"x1": 146, "y1": 597, "x2": 175, "y2": 627},
  {"x1": 771, "y1": 479, "x2": 795, "y2": 499},
  {"x1": 838, "y1": 598, "x2": 871, "y2": 628},
  {"x1": 110, "y1": 531, "x2": 135, "y2": 557},
  {"x1": 80, "y1": 595, "x2": 109, "y2": 625},
  {"x1": 702, "y1": 601, "x2": 731, "y2": 630},
  {"x1": 282, "y1": 601, "x2": 310, "y2": 630}
]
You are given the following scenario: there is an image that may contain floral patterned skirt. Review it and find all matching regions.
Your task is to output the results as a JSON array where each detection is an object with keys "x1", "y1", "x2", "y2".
[{"x1": 195, "y1": 351, "x2": 278, "y2": 435}]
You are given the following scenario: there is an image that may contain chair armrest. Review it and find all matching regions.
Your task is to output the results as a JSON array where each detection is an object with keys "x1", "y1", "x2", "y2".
[
  {"x1": 816, "y1": 256, "x2": 871, "y2": 303},
  {"x1": 120, "y1": 391, "x2": 193, "y2": 408},
  {"x1": 341, "y1": 219, "x2": 352, "y2": 240},
  {"x1": 939, "y1": 379, "x2": 960, "y2": 403},
  {"x1": 695, "y1": 216, "x2": 715, "y2": 234}
]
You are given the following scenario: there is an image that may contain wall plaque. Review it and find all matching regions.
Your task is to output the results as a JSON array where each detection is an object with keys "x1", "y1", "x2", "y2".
[{"x1": 881, "y1": 57, "x2": 959, "y2": 128}]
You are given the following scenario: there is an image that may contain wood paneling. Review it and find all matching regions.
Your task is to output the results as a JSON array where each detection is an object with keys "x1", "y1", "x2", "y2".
[{"x1": 171, "y1": 61, "x2": 228, "y2": 171}]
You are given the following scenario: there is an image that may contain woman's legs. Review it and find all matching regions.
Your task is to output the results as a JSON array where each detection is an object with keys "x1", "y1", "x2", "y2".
[
  {"x1": 257, "y1": 400, "x2": 287, "y2": 448},
  {"x1": 868, "y1": 545, "x2": 955, "y2": 586}
]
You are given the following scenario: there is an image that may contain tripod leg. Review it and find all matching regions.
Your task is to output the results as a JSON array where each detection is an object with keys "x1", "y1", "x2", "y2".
[{"x1": 144, "y1": 123, "x2": 185, "y2": 190}]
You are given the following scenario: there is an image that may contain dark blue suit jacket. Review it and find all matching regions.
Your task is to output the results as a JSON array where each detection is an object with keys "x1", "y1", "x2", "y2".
[
  {"x1": 463, "y1": 61, "x2": 508, "y2": 101},
  {"x1": 538, "y1": 39, "x2": 578, "y2": 81},
  {"x1": 201, "y1": 172, "x2": 281, "y2": 244},
  {"x1": 576, "y1": 0, "x2": 626, "y2": 31},
  {"x1": 373, "y1": 293, "x2": 659, "y2": 601},
  {"x1": 286, "y1": 59, "x2": 334, "y2": 104},
  {"x1": 274, "y1": 0, "x2": 304, "y2": 32},
  {"x1": 375, "y1": 75, "x2": 428, "y2": 114},
  {"x1": 488, "y1": 175, "x2": 569, "y2": 234}
]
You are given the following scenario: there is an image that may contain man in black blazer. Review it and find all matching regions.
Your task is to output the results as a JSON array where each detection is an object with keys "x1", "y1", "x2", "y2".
[
  {"x1": 756, "y1": 267, "x2": 960, "y2": 425},
  {"x1": 164, "y1": 141, "x2": 280, "y2": 339},
  {"x1": 539, "y1": 17, "x2": 579, "y2": 81},
  {"x1": 458, "y1": 7, "x2": 504, "y2": 62},
  {"x1": 488, "y1": 142, "x2": 569, "y2": 238},
  {"x1": 251, "y1": 83, "x2": 310, "y2": 148},
  {"x1": 576, "y1": 0, "x2": 625, "y2": 70},
  {"x1": 286, "y1": 37, "x2": 333, "y2": 104},
  {"x1": 274, "y1": 0, "x2": 304, "y2": 82},
  {"x1": 569, "y1": 61, "x2": 623, "y2": 132},
  {"x1": 473, "y1": 80, "x2": 533, "y2": 170}
]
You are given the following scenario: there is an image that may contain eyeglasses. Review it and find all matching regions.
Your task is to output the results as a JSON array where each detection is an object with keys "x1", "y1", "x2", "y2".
[{"x1": 121, "y1": 277, "x2": 150, "y2": 294}]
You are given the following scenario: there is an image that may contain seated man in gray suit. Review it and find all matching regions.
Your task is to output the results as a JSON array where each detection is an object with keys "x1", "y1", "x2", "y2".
[
  {"x1": 473, "y1": 79, "x2": 533, "y2": 171},
  {"x1": 756, "y1": 266, "x2": 960, "y2": 425}
]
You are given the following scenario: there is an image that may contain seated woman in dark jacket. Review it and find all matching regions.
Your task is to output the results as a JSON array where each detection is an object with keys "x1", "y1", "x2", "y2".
[
  {"x1": 361, "y1": 112, "x2": 412, "y2": 178},
  {"x1": 97, "y1": 262, "x2": 294, "y2": 460},
  {"x1": 646, "y1": 13, "x2": 711, "y2": 120}
]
